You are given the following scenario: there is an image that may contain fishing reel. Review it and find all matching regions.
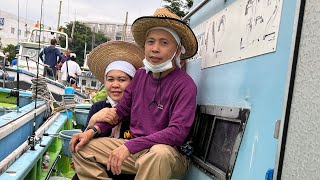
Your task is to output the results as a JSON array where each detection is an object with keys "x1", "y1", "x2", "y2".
[
  {"x1": 6, "y1": 89, "x2": 19, "y2": 98},
  {"x1": 28, "y1": 133, "x2": 45, "y2": 150}
]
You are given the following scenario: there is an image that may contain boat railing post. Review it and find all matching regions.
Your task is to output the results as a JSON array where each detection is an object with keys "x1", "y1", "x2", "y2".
[{"x1": 25, "y1": 56, "x2": 30, "y2": 71}]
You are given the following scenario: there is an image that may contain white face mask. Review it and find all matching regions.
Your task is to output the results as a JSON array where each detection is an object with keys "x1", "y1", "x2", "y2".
[{"x1": 143, "y1": 49, "x2": 177, "y2": 73}]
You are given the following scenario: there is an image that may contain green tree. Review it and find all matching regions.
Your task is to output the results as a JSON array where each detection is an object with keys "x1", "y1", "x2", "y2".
[
  {"x1": 2, "y1": 44, "x2": 16, "y2": 62},
  {"x1": 59, "y1": 21, "x2": 110, "y2": 67},
  {"x1": 163, "y1": 0, "x2": 194, "y2": 18}
]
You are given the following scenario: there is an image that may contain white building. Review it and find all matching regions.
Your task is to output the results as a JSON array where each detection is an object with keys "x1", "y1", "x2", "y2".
[
  {"x1": 81, "y1": 21, "x2": 134, "y2": 42},
  {"x1": 0, "y1": 10, "x2": 52, "y2": 47}
]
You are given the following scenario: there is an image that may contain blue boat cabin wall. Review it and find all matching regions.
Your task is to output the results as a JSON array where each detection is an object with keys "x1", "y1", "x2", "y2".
[{"x1": 184, "y1": 0, "x2": 299, "y2": 179}]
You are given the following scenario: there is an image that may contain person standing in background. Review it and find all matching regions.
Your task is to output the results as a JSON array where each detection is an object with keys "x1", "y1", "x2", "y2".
[
  {"x1": 57, "y1": 49, "x2": 70, "y2": 82},
  {"x1": 39, "y1": 38, "x2": 62, "y2": 80},
  {"x1": 61, "y1": 53, "x2": 82, "y2": 88}
]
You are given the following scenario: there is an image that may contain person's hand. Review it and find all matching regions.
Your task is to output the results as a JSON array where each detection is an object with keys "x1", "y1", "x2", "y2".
[
  {"x1": 107, "y1": 145, "x2": 131, "y2": 175},
  {"x1": 88, "y1": 107, "x2": 119, "y2": 126},
  {"x1": 69, "y1": 130, "x2": 95, "y2": 153}
]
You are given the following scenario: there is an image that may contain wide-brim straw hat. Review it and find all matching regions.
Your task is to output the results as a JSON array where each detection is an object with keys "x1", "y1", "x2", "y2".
[
  {"x1": 87, "y1": 41, "x2": 144, "y2": 83},
  {"x1": 131, "y1": 8, "x2": 198, "y2": 60}
]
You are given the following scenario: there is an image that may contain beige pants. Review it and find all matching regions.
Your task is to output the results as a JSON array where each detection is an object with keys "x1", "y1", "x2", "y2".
[
  {"x1": 72, "y1": 137, "x2": 188, "y2": 180},
  {"x1": 57, "y1": 70, "x2": 62, "y2": 83}
]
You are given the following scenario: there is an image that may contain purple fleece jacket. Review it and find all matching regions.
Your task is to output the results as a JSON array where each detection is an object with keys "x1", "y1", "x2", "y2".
[{"x1": 96, "y1": 67, "x2": 197, "y2": 154}]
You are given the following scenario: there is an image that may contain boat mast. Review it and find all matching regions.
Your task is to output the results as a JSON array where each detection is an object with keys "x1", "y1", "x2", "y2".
[
  {"x1": 122, "y1": 12, "x2": 128, "y2": 41},
  {"x1": 84, "y1": 42, "x2": 87, "y2": 60},
  {"x1": 71, "y1": 10, "x2": 76, "y2": 39},
  {"x1": 91, "y1": 26, "x2": 95, "y2": 50},
  {"x1": 57, "y1": 0, "x2": 62, "y2": 31}
]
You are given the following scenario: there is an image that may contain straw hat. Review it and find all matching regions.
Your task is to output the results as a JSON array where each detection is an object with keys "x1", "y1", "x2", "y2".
[
  {"x1": 131, "y1": 8, "x2": 198, "y2": 60},
  {"x1": 87, "y1": 41, "x2": 144, "y2": 83}
]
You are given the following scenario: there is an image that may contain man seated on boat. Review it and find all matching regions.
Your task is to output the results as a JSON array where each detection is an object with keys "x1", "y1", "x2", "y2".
[
  {"x1": 70, "y1": 40, "x2": 144, "y2": 180},
  {"x1": 70, "y1": 8, "x2": 198, "y2": 180},
  {"x1": 39, "y1": 38, "x2": 62, "y2": 80},
  {"x1": 61, "y1": 53, "x2": 82, "y2": 88}
]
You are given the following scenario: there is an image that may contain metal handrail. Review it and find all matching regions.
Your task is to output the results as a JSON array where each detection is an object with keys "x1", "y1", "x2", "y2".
[
  {"x1": 23, "y1": 57, "x2": 56, "y2": 80},
  {"x1": 182, "y1": 0, "x2": 210, "y2": 22}
]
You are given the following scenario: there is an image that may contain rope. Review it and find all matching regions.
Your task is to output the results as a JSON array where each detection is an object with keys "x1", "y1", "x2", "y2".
[
  {"x1": 30, "y1": 76, "x2": 56, "y2": 102},
  {"x1": 29, "y1": 75, "x2": 79, "y2": 114}
]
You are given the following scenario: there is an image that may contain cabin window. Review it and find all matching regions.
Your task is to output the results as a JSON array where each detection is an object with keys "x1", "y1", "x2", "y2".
[
  {"x1": 190, "y1": 105, "x2": 250, "y2": 180},
  {"x1": 91, "y1": 81, "x2": 97, "y2": 87},
  {"x1": 82, "y1": 79, "x2": 86, "y2": 86}
]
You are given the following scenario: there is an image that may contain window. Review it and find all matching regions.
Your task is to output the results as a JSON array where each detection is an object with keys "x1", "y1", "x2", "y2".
[
  {"x1": 207, "y1": 118, "x2": 241, "y2": 172},
  {"x1": 82, "y1": 79, "x2": 87, "y2": 86},
  {"x1": 190, "y1": 105, "x2": 250, "y2": 180},
  {"x1": 91, "y1": 81, "x2": 97, "y2": 87},
  {"x1": 18, "y1": 29, "x2": 21, "y2": 36},
  {"x1": 0, "y1": 18, "x2": 4, "y2": 26},
  {"x1": 11, "y1": 27, "x2": 15, "y2": 34}
]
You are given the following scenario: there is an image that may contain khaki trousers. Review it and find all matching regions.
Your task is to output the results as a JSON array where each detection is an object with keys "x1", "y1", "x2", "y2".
[
  {"x1": 72, "y1": 137, "x2": 188, "y2": 180},
  {"x1": 57, "y1": 70, "x2": 62, "y2": 83}
]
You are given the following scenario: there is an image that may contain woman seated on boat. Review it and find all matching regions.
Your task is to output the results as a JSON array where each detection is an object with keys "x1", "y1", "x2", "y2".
[{"x1": 70, "y1": 41, "x2": 144, "y2": 180}]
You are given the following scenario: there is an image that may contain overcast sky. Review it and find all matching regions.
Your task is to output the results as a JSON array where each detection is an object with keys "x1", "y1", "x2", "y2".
[{"x1": 1, "y1": 0, "x2": 165, "y2": 27}]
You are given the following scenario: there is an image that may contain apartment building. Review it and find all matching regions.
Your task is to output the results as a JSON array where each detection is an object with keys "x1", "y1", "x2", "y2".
[
  {"x1": 81, "y1": 21, "x2": 133, "y2": 42},
  {"x1": 0, "y1": 10, "x2": 52, "y2": 47}
]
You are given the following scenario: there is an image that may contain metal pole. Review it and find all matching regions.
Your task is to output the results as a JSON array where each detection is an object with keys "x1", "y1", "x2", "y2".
[
  {"x1": 122, "y1": 12, "x2": 128, "y2": 41},
  {"x1": 84, "y1": 42, "x2": 87, "y2": 60},
  {"x1": 91, "y1": 26, "x2": 95, "y2": 50},
  {"x1": 57, "y1": 0, "x2": 62, "y2": 31},
  {"x1": 17, "y1": 0, "x2": 20, "y2": 110}
]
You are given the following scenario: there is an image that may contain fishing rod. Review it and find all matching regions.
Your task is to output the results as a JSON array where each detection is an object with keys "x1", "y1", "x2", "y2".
[
  {"x1": 28, "y1": 0, "x2": 45, "y2": 151},
  {"x1": 16, "y1": 0, "x2": 20, "y2": 112}
]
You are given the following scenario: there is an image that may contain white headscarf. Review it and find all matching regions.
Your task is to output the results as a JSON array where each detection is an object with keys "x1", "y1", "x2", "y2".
[{"x1": 105, "y1": 60, "x2": 136, "y2": 78}]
